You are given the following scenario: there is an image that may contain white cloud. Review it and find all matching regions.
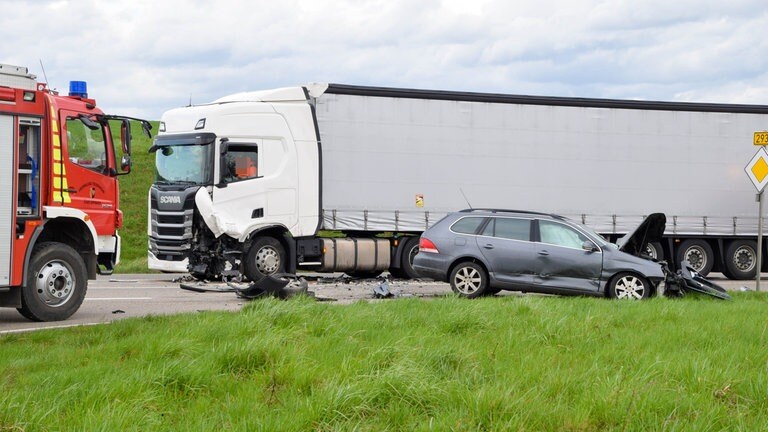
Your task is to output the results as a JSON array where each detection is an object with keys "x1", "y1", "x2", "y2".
[{"x1": 2, "y1": 0, "x2": 768, "y2": 119}]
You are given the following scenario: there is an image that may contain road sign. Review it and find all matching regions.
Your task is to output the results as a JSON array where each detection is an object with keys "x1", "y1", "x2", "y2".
[
  {"x1": 745, "y1": 147, "x2": 768, "y2": 191},
  {"x1": 755, "y1": 131, "x2": 768, "y2": 145}
]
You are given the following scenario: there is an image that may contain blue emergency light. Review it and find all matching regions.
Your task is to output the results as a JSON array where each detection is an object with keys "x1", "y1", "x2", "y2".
[{"x1": 69, "y1": 80, "x2": 88, "y2": 98}]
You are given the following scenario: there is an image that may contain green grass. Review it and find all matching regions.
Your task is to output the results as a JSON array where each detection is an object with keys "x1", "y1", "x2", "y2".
[
  {"x1": 117, "y1": 121, "x2": 158, "y2": 273},
  {"x1": 1, "y1": 293, "x2": 767, "y2": 430}
]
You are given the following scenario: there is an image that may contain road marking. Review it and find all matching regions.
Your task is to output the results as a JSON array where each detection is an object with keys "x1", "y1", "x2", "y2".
[
  {"x1": 0, "y1": 322, "x2": 107, "y2": 335},
  {"x1": 85, "y1": 297, "x2": 152, "y2": 301}
]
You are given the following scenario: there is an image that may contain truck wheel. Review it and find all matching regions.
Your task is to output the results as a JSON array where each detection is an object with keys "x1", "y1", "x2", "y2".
[
  {"x1": 400, "y1": 237, "x2": 421, "y2": 279},
  {"x1": 18, "y1": 242, "x2": 87, "y2": 322},
  {"x1": 449, "y1": 262, "x2": 488, "y2": 298},
  {"x1": 645, "y1": 242, "x2": 664, "y2": 260},
  {"x1": 676, "y1": 239, "x2": 713, "y2": 276},
  {"x1": 724, "y1": 240, "x2": 758, "y2": 280},
  {"x1": 608, "y1": 272, "x2": 650, "y2": 300},
  {"x1": 243, "y1": 237, "x2": 286, "y2": 282}
]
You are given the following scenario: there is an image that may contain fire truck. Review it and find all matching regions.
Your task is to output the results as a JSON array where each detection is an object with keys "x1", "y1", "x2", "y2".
[{"x1": 0, "y1": 64, "x2": 151, "y2": 321}]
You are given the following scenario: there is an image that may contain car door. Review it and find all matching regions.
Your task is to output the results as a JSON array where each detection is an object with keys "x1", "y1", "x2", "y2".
[
  {"x1": 476, "y1": 216, "x2": 535, "y2": 288},
  {"x1": 532, "y1": 219, "x2": 603, "y2": 293}
]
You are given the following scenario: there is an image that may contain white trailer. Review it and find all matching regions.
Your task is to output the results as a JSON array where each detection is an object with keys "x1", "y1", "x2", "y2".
[{"x1": 148, "y1": 83, "x2": 768, "y2": 281}]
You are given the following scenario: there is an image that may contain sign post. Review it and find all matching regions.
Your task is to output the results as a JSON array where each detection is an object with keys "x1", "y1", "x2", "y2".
[
  {"x1": 745, "y1": 138, "x2": 768, "y2": 290},
  {"x1": 759, "y1": 191, "x2": 764, "y2": 292}
]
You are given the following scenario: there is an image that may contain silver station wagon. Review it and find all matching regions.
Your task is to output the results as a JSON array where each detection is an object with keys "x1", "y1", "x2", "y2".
[{"x1": 413, "y1": 209, "x2": 730, "y2": 300}]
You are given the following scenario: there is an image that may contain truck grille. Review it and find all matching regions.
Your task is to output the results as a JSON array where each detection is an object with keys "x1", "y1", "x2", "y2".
[{"x1": 149, "y1": 209, "x2": 194, "y2": 260}]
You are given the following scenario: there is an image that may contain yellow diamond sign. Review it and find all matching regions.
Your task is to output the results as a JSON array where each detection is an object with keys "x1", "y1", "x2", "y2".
[{"x1": 745, "y1": 147, "x2": 768, "y2": 191}]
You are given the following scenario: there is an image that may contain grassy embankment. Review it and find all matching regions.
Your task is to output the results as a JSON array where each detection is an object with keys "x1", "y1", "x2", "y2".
[
  {"x1": 116, "y1": 121, "x2": 159, "y2": 273},
  {"x1": 0, "y1": 293, "x2": 766, "y2": 430}
]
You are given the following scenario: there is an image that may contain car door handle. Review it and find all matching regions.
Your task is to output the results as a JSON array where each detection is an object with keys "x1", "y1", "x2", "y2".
[
  {"x1": 538, "y1": 250, "x2": 549, "y2": 256},
  {"x1": 483, "y1": 244, "x2": 494, "y2": 249}
]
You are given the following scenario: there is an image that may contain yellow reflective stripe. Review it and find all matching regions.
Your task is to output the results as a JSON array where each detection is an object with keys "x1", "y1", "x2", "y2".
[
  {"x1": 52, "y1": 133, "x2": 60, "y2": 148},
  {"x1": 53, "y1": 177, "x2": 69, "y2": 189},
  {"x1": 53, "y1": 148, "x2": 61, "y2": 161}
]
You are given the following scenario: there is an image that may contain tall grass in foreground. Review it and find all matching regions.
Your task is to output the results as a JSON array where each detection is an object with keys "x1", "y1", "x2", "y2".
[{"x1": 1, "y1": 294, "x2": 766, "y2": 431}]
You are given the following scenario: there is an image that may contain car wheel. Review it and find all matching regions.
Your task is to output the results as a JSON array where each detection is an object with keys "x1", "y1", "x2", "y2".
[
  {"x1": 243, "y1": 237, "x2": 286, "y2": 282},
  {"x1": 449, "y1": 262, "x2": 488, "y2": 298},
  {"x1": 724, "y1": 240, "x2": 758, "y2": 280},
  {"x1": 608, "y1": 272, "x2": 651, "y2": 300},
  {"x1": 676, "y1": 239, "x2": 713, "y2": 277}
]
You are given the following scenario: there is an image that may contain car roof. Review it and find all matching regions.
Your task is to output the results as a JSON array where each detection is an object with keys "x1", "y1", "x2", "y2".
[{"x1": 457, "y1": 208, "x2": 569, "y2": 221}]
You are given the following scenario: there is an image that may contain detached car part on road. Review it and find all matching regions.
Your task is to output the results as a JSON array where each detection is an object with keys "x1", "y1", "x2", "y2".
[{"x1": 413, "y1": 210, "x2": 730, "y2": 300}]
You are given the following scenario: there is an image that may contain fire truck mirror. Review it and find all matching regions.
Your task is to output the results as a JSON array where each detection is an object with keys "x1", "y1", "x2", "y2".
[
  {"x1": 120, "y1": 154, "x2": 132, "y2": 173},
  {"x1": 120, "y1": 120, "x2": 131, "y2": 155},
  {"x1": 141, "y1": 121, "x2": 152, "y2": 138}
]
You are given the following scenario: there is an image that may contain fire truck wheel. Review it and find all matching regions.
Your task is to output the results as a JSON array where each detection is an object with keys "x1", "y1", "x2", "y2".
[
  {"x1": 19, "y1": 242, "x2": 87, "y2": 322},
  {"x1": 243, "y1": 237, "x2": 286, "y2": 282}
]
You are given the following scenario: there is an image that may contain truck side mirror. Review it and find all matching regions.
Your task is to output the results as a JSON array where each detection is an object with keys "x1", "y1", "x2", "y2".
[
  {"x1": 120, "y1": 154, "x2": 132, "y2": 173},
  {"x1": 120, "y1": 120, "x2": 131, "y2": 155}
]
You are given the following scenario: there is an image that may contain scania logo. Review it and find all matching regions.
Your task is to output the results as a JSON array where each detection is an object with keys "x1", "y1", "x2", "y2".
[{"x1": 160, "y1": 195, "x2": 182, "y2": 204}]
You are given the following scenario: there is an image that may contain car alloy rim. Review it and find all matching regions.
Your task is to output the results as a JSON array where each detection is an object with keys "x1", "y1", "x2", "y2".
[
  {"x1": 35, "y1": 260, "x2": 75, "y2": 307},
  {"x1": 733, "y1": 246, "x2": 756, "y2": 272},
  {"x1": 614, "y1": 275, "x2": 645, "y2": 300},
  {"x1": 454, "y1": 266, "x2": 482, "y2": 295}
]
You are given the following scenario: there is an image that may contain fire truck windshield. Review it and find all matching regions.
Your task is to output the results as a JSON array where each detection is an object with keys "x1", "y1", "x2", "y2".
[{"x1": 155, "y1": 143, "x2": 214, "y2": 185}]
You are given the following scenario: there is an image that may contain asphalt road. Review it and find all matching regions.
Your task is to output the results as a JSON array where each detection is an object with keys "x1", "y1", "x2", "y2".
[
  {"x1": 0, "y1": 273, "x2": 757, "y2": 334},
  {"x1": 0, "y1": 273, "x2": 453, "y2": 334}
]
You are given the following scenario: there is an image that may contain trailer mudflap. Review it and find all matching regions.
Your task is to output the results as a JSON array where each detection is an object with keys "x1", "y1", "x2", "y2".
[{"x1": 664, "y1": 260, "x2": 731, "y2": 300}]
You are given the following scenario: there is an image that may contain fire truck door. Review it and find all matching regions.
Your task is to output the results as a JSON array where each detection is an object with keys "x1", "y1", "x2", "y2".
[{"x1": 57, "y1": 112, "x2": 118, "y2": 234}]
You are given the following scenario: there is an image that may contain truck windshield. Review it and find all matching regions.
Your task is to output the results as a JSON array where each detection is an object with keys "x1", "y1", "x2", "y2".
[{"x1": 155, "y1": 144, "x2": 213, "y2": 184}]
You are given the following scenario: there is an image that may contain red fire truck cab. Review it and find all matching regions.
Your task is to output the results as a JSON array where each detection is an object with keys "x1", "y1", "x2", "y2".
[{"x1": 0, "y1": 64, "x2": 151, "y2": 321}]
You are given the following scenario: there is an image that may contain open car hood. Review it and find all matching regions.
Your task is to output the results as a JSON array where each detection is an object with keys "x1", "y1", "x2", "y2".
[{"x1": 616, "y1": 213, "x2": 666, "y2": 257}]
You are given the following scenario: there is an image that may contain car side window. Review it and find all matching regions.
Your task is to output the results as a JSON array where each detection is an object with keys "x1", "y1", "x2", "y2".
[
  {"x1": 539, "y1": 220, "x2": 590, "y2": 249},
  {"x1": 451, "y1": 217, "x2": 486, "y2": 234},
  {"x1": 483, "y1": 217, "x2": 530, "y2": 241}
]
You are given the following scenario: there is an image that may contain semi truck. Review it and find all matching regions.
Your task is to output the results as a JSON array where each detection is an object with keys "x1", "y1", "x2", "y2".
[
  {"x1": 0, "y1": 64, "x2": 151, "y2": 321},
  {"x1": 147, "y1": 83, "x2": 768, "y2": 283}
]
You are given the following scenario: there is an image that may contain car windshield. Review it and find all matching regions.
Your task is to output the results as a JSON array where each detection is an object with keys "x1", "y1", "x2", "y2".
[{"x1": 155, "y1": 143, "x2": 214, "y2": 185}]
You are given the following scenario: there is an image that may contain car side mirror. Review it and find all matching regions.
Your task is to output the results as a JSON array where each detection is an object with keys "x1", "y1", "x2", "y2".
[{"x1": 582, "y1": 241, "x2": 598, "y2": 252}]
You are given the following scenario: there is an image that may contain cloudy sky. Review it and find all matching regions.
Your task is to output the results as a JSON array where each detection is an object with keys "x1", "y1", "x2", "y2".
[{"x1": 2, "y1": 0, "x2": 767, "y2": 120}]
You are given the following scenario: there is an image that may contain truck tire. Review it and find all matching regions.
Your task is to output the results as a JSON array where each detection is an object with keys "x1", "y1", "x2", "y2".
[
  {"x1": 18, "y1": 242, "x2": 87, "y2": 322},
  {"x1": 608, "y1": 272, "x2": 651, "y2": 300},
  {"x1": 724, "y1": 240, "x2": 758, "y2": 280},
  {"x1": 646, "y1": 242, "x2": 664, "y2": 260},
  {"x1": 400, "y1": 237, "x2": 421, "y2": 279},
  {"x1": 449, "y1": 261, "x2": 488, "y2": 298},
  {"x1": 676, "y1": 239, "x2": 714, "y2": 277},
  {"x1": 243, "y1": 237, "x2": 286, "y2": 282}
]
